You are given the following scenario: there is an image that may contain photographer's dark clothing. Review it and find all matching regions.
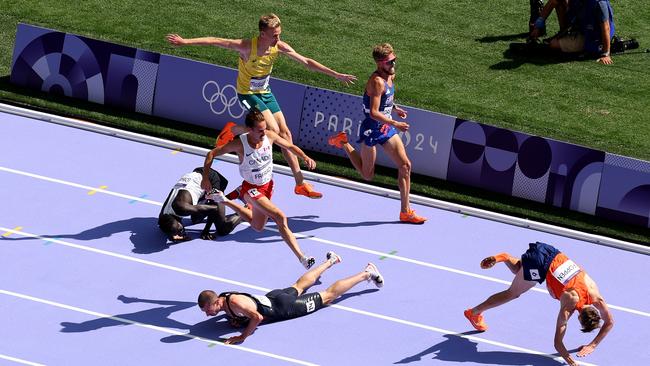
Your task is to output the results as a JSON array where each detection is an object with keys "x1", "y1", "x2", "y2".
[{"x1": 568, "y1": 0, "x2": 615, "y2": 54}]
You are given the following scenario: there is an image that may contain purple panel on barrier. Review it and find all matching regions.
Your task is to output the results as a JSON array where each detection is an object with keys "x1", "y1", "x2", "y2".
[
  {"x1": 298, "y1": 87, "x2": 454, "y2": 179},
  {"x1": 596, "y1": 154, "x2": 650, "y2": 228},
  {"x1": 10, "y1": 23, "x2": 159, "y2": 114},
  {"x1": 153, "y1": 55, "x2": 306, "y2": 131},
  {"x1": 448, "y1": 119, "x2": 605, "y2": 214}
]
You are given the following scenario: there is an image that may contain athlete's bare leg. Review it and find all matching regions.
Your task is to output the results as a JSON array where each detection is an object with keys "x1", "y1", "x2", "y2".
[
  {"x1": 469, "y1": 267, "x2": 535, "y2": 315},
  {"x1": 381, "y1": 135, "x2": 412, "y2": 213},
  {"x1": 244, "y1": 194, "x2": 305, "y2": 261},
  {"x1": 319, "y1": 271, "x2": 371, "y2": 304},
  {"x1": 292, "y1": 257, "x2": 338, "y2": 295}
]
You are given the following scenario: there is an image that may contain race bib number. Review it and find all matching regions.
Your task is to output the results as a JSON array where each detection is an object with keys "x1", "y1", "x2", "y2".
[
  {"x1": 552, "y1": 260, "x2": 581, "y2": 285},
  {"x1": 305, "y1": 299, "x2": 316, "y2": 313},
  {"x1": 249, "y1": 75, "x2": 270, "y2": 91},
  {"x1": 247, "y1": 187, "x2": 261, "y2": 199},
  {"x1": 528, "y1": 269, "x2": 541, "y2": 281}
]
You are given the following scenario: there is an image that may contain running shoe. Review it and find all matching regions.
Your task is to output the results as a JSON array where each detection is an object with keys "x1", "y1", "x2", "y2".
[
  {"x1": 326, "y1": 251, "x2": 342, "y2": 265},
  {"x1": 365, "y1": 262, "x2": 384, "y2": 288},
  {"x1": 206, "y1": 189, "x2": 228, "y2": 203},
  {"x1": 301, "y1": 255, "x2": 316, "y2": 269},
  {"x1": 215, "y1": 122, "x2": 236, "y2": 147},
  {"x1": 294, "y1": 183, "x2": 322, "y2": 199},
  {"x1": 464, "y1": 309, "x2": 488, "y2": 331},
  {"x1": 399, "y1": 209, "x2": 427, "y2": 224},
  {"x1": 327, "y1": 131, "x2": 348, "y2": 148}
]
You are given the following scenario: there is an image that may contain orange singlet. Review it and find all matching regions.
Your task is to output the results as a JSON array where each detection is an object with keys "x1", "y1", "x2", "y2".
[{"x1": 545, "y1": 253, "x2": 592, "y2": 310}]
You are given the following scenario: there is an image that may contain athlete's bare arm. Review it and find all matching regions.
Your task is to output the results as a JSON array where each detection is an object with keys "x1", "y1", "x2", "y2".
[
  {"x1": 201, "y1": 140, "x2": 244, "y2": 191},
  {"x1": 577, "y1": 276, "x2": 614, "y2": 357},
  {"x1": 166, "y1": 34, "x2": 251, "y2": 59},
  {"x1": 554, "y1": 292, "x2": 580, "y2": 366},
  {"x1": 266, "y1": 130, "x2": 316, "y2": 170},
  {"x1": 277, "y1": 41, "x2": 356, "y2": 85},
  {"x1": 224, "y1": 295, "x2": 264, "y2": 344}
]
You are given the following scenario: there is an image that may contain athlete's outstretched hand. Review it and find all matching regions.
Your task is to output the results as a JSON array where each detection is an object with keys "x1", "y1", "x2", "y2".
[
  {"x1": 224, "y1": 335, "x2": 246, "y2": 344},
  {"x1": 577, "y1": 344, "x2": 596, "y2": 357},
  {"x1": 336, "y1": 73, "x2": 357, "y2": 86},
  {"x1": 166, "y1": 33, "x2": 186, "y2": 46}
]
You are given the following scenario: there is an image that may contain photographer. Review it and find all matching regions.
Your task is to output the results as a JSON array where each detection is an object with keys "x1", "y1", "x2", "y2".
[{"x1": 530, "y1": 0, "x2": 616, "y2": 65}]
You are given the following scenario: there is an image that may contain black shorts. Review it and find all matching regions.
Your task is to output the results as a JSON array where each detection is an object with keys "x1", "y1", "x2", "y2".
[{"x1": 264, "y1": 287, "x2": 324, "y2": 322}]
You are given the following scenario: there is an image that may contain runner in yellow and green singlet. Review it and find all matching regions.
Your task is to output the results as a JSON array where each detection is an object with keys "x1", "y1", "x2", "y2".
[{"x1": 167, "y1": 14, "x2": 357, "y2": 199}]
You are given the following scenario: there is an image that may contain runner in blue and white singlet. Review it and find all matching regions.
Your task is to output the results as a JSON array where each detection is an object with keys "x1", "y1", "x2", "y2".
[{"x1": 359, "y1": 79, "x2": 398, "y2": 146}]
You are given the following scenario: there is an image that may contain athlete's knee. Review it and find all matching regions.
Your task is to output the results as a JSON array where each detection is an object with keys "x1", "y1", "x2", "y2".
[
  {"x1": 279, "y1": 129, "x2": 292, "y2": 142},
  {"x1": 250, "y1": 221, "x2": 265, "y2": 232},
  {"x1": 398, "y1": 159, "x2": 412, "y2": 176},
  {"x1": 271, "y1": 210, "x2": 288, "y2": 226},
  {"x1": 361, "y1": 168, "x2": 375, "y2": 181},
  {"x1": 319, "y1": 290, "x2": 334, "y2": 305}
]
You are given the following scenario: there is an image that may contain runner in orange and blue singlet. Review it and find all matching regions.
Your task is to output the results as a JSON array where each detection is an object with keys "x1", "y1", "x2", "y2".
[{"x1": 464, "y1": 242, "x2": 614, "y2": 366}]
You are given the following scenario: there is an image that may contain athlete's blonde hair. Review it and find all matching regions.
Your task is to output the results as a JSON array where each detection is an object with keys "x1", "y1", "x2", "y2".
[
  {"x1": 372, "y1": 43, "x2": 394, "y2": 62},
  {"x1": 259, "y1": 13, "x2": 281, "y2": 31}
]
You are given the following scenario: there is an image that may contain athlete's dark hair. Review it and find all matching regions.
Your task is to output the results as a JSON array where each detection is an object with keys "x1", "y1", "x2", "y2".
[
  {"x1": 578, "y1": 306, "x2": 601, "y2": 333},
  {"x1": 197, "y1": 290, "x2": 218, "y2": 308},
  {"x1": 158, "y1": 214, "x2": 183, "y2": 239},
  {"x1": 244, "y1": 108, "x2": 265, "y2": 128}
]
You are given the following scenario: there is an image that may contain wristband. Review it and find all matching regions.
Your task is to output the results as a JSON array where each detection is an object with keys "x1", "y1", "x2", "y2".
[
  {"x1": 534, "y1": 17, "x2": 546, "y2": 29},
  {"x1": 601, "y1": 51, "x2": 610, "y2": 57}
]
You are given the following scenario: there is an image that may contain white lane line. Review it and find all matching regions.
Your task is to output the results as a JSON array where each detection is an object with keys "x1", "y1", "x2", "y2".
[
  {"x1": 0, "y1": 166, "x2": 161, "y2": 206},
  {"x1": 0, "y1": 289, "x2": 318, "y2": 366},
  {"x1": 0, "y1": 166, "x2": 648, "y2": 318},
  {"x1": 0, "y1": 354, "x2": 46, "y2": 366},
  {"x1": 0, "y1": 229, "x2": 599, "y2": 364}
]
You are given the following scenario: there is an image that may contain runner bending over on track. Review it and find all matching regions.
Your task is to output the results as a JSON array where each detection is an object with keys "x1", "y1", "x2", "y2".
[
  {"x1": 158, "y1": 167, "x2": 242, "y2": 242},
  {"x1": 464, "y1": 242, "x2": 614, "y2": 366},
  {"x1": 198, "y1": 251, "x2": 384, "y2": 344},
  {"x1": 328, "y1": 43, "x2": 426, "y2": 224},
  {"x1": 201, "y1": 108, "x2": 318, "y2": 269},
  {"x1": 167, "y1": 13, "x2": 357, "y2": 199}
]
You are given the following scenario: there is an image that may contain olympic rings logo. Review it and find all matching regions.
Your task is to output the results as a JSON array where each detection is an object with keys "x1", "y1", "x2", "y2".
[{"x1": 202, "y1": 81, "x2": 246, "y2": 119}]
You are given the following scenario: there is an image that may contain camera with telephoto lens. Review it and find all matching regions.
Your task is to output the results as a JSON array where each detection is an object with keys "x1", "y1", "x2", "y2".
[{"x1": 611, "y1": 36, "x2": 639, "y2": 54}]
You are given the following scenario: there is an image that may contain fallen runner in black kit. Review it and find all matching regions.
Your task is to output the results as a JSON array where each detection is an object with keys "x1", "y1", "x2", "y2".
[
  {"x1": 158, "y1": 167, "x2": 241, "y2": 242},
  {"x1": 197, "y1": 252, "x2": 384, "y2": 344}
]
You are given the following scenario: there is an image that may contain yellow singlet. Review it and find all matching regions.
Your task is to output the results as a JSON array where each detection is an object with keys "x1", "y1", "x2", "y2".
[{"x1": 236, "y1": 36, "x2": 279, "y2": 94}]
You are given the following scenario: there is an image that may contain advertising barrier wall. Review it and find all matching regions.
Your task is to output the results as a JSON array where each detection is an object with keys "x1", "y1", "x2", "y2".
[
  {"x1": 448, "y1": 119, "x2": 605, "y2": 215},
  {"x1": 153, "y1": 55, "x2": 306, "y2": 131},
  {"x1": 9, "y1": 23, "x2": 650, "y2": 229},
  {"x1": 596, "y1": 155, "x2": 650, "y2": 228},
  {"x1": 11, "y1": 24, "x2": 159, "y2": 115},
  {"x1": 298, "y1": 87, "x2": 455, "y2": 179}
]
